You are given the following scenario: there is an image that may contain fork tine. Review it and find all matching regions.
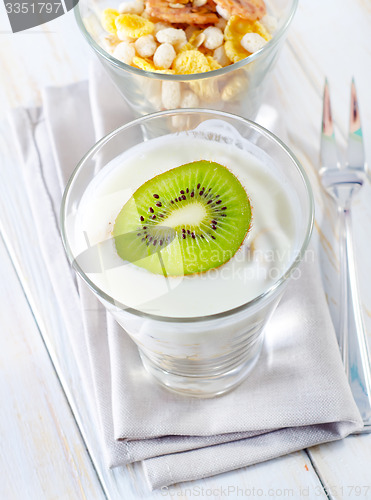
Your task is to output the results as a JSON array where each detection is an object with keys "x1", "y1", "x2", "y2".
[
  {"x1": 320, "y1": 79, "x2": 340, "y2": 170},
  {"x1": 347, "y1": 78, "x2": 365, "y2": 169}
]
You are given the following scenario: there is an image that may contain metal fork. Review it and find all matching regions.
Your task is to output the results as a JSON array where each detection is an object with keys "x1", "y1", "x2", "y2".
[{"x1": 320, "y1": 79, "x2": 371, "y2": 431}]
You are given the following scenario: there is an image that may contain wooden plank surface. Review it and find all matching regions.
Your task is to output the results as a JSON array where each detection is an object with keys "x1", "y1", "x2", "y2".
[
  {"x1": 1, "y1": 0, "x2": 371, "y2": 498},
  {"x1": 0, "y1": 235, "x2": 104, "y2": 499},
  {"x1": 308, "y1": 434, "x2": 371, "y2": 500},
  {"x1": 0, "y1": 10, "x2": 89, "y2": 118},
  {"x1": 274, "y1": 4, "x2": 371, "y2": 498}
]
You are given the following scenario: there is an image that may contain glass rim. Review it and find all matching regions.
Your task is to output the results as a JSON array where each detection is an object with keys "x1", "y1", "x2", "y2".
[
  {"x1": 60, "y1": 108, "x2": 314, "y2": 323},
  {"x1": 74, "y1": 0, "x2": 299, "y2": 82}
]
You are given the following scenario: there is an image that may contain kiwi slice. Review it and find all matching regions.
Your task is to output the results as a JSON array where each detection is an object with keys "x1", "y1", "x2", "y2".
[{"x1": 113, "y1": 160, "x2": 251, "y2": 276}]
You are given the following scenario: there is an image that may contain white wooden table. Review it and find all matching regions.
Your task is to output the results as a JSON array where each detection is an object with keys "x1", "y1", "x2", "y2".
[{"x1": 1, "y1": 1, "x2": 371, "y2": 498}]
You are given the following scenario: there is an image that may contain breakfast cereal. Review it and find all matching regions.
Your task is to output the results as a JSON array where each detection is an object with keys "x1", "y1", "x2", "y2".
[
  {"x1": 214, "y1": 0, "x2": 265, "y2": 21},
  {"x1": 172, "y1": 50, "x2": 212, "y2": 74},
  {"x1": 99, "y1": 0, "x2": 277, "y2": 111},
  {"x1": 134, "y1": 34, "x2": 157, "y2": 57},
  {"x1": 115, "y1": 13, "x2": 154, "y2": 38},
  {"x1": 101, "y1": 8, "x2": 119, "y2": 34},
  {"x1": 146, "y1": 0, "x2": 219, "y2": 24},
  {"x1": 100, "y1": 0, "x2": 274, "y2": 76},
  {"x1": 153, "y1": 42, "x2": 176, "y2": 68}
]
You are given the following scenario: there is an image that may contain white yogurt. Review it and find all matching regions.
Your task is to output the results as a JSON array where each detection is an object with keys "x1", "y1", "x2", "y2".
[{"x1": 73, "y1": 123, "x2": 299, "y2": 318}]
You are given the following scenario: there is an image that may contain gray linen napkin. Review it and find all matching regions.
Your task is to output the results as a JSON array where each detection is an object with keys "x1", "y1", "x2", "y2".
[{"x1": 7, "y1": 61, "x2": 363, "y2": 490}]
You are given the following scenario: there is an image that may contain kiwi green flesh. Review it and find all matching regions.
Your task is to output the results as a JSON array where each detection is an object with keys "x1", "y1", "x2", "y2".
[{"x1": 113, "y1": 160, "x2": 251, "y2": 276}]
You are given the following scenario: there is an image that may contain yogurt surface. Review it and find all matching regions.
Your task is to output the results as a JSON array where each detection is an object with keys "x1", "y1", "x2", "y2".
[{"x1": 73, "y1": 123, "x2": 299, "y2": 318}]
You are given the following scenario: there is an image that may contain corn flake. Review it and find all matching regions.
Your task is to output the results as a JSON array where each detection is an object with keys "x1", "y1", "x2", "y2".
[
  {"x1": 115, "y1": 14, "x2": 154, "y2": 39},
  {"x1": 225, "y1": 16, "x2": 271, "y2": 42},
  {"x1": 221, "y1": 73, "x2": 248, "y2": 101},
  {"x1": 206, "y1": 56, "x2": 222, "y2": 71},
  {"x1": 178, "y1": 31, "x2": 204, "y2": 53},
  {"x1": 224, "y1": 40, "x2": 249, "y2": 63},
  {"x1": 132, "y1": 56, "x2": 156, "y2": 71},
  {"x1": 189, "y1": 79, "x2": 220, "y2": 102},
  {"x1": 224, "y1": 15, "x2": 270, "y2": 63},
  {"x1": 178, "y1": 42, "x2": 197, "y2": 52},
  {"x1": 102, "y1": 9, "x2": 119, "y2": 34},
  {"x1": 173, "y1": 50, "x2": 211, "y2": 74}
]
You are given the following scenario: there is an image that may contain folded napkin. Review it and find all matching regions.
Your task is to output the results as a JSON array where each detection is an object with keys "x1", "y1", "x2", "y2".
[{"x1": 8, "y1": 61, "x2": 363, "y2": 490}]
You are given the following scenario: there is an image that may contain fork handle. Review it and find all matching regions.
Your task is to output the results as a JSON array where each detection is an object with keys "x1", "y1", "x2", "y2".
[{"x1": 339, "y1": 206, "x2": 371, "y2": 429}]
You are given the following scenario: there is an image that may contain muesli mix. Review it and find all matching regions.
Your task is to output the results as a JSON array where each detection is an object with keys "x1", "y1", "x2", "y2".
[{"x1": 99, "y1": 0, "x2": 277, "y2": 75}]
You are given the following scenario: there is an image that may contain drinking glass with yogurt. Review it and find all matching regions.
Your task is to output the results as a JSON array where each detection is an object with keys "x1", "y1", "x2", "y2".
[{"x1": 61, "y1": 109, "x2": 313, "y2": 397}]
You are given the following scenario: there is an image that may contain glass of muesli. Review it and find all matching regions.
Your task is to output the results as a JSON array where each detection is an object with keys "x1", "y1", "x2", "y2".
[{"x1": 75, "y1": 0, "x2": 297, "y2": 120}]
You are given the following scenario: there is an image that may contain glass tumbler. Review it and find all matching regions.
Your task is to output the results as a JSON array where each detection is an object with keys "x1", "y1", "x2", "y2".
[
  {"x1": 60, "y1": 109, "x2": 313, "y2": 397},
  {"x1": 75, "y1": 0, "x2": 298, "y2": 119}
]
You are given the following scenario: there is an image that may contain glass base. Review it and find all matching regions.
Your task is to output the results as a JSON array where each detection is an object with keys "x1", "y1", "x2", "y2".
[{"x1": 138, "y1": 336, "x2": 264, "y2": 398}]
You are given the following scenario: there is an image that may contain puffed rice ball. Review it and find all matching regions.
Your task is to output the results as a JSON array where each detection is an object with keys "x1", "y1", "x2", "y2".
[
  {"x1": 162, "y1": 81, "x2": 181, "y2": 109},
  {"x1": 153, "y1": 43, "x2": 176, "y2": 69},
  {"x1": 156, "y1": 28, "x2": 187, "y2": 48},
  {"x1": 213, "y1": 45, "x2": 231, "y2": 67},
  {"x1": 118, "y1": 0, "x2": 144, "y2": 15},
  {"x1": 140, "y1": 78, "x2": 162, "y2": 108},
  {"x1": 100, "y1": 34, "x2": 120, "y2": 54},
  {"x1": 215, "y1": 4, "x2": 230, "y2": 20},
  {"x1": 221, "y1": 73, "x2": 247, "y2": 101},
  {"x1": 132, "y1": 55, "x2": 156, "y2": 71},
  {"x1": 113, "y1": 41, "x2": 136, "y2": 64},
  {"x1": 134, "y1": 34, "x2": 157, "y2": 57},
  {"x1": 240, "y1": 32, "x2": 267, "y2": 53},
  {"x1": 154, "y1": 22, "x2": 172, "y2": 34},
  {"x1": 202, "y1": 26, "x2": 224, "y2": 50},
  {"x1": 261, "y1": 14, "x2": 278, "y2": 34},
  {"x1": 117, "y1": 31, "x2": 135, "y2": 42},
  {"x1": 171, "y1": 115, "x2": 189, "y2": 131},
  {"x1": 180, "y1": 90, "x2": 199, "y2": 107}
]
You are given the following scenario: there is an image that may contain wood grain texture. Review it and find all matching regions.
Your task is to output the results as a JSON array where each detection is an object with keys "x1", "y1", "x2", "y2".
[
  {"x1": 0, "y1": 238, "x2": 104, "y2": 500},
  {"x1": 0, "y1": 0, "x2": 371, "y2": 497},
  {"x1": 307, "y1": 435, "x2": 371, "y2": 500},
  {"x1": 274, "y1": 0, "x2": 371, "y2": 338},
  {"x1": 0, "y1": 11, "x2": 89, "y2": 119},
  {"x1": 274, "y1": 4, "x2": 371, "y2": 498}
]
